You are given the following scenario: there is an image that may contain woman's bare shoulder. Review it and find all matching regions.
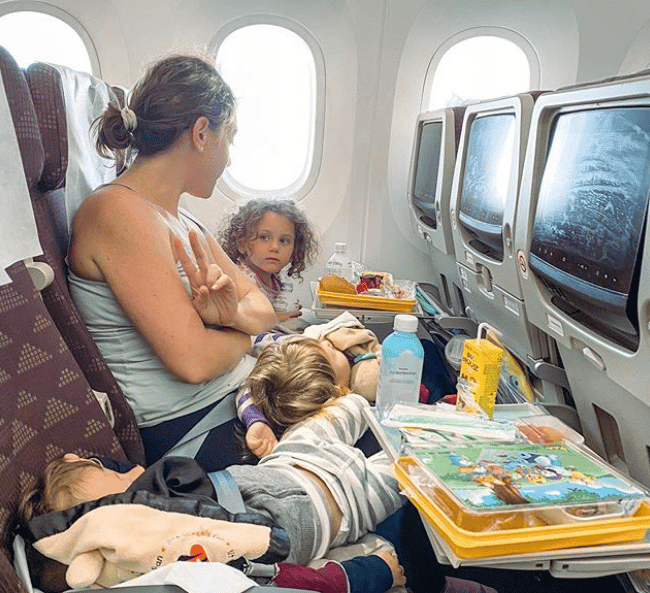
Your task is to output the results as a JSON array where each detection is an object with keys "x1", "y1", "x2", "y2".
[
  {"x1": 76, "y1": 185, "x2": 153, "y2": 222},
  {"x1": 69, "y1": 185, "x2": 171, "y2": 280}
]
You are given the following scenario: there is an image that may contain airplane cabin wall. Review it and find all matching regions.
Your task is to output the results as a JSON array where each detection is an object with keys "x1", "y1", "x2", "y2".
[{"x1": 5, "y1": 0, "x2": 650, "y2": 306}]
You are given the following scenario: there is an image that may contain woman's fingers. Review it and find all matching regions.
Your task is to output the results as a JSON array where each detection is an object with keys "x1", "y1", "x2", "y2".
[
  {"x1": 171, "y1": 234, "x2": 199, "y2": 285},
  {"x1": 188, "y1": 230, "x2": 210, "y2": 278},
  {"x1": 210, "y1": 273, "x2": 231, "y2": 292}
]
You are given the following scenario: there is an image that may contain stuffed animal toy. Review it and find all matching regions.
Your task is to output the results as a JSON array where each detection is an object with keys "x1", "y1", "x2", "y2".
[{"x1": 304, "y1": 312, "x2": 381, "y2": 402}]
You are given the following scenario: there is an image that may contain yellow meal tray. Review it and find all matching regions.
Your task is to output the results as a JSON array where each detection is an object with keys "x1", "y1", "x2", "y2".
[
  {"x1": 394, "y1": 457, "x2": 650, "y2": 560},
  {"x1": 316, "y1": 287, "x2": 416, "y2": 312}
]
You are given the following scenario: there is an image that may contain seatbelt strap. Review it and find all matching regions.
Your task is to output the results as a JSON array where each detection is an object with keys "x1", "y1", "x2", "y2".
[
  {"x1": 207, "y1": 469, "x2": 246, "y2": 514},
  {"x1": 163, "y1": 389, "x2": 237, "y2": 460}
]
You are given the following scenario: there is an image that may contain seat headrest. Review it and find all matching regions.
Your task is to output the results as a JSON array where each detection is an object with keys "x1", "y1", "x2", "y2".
[
  {"x1": 25, "y1": 62, "x2": 121, "y2": 227},
  {"x1": 24, "y1": 62, "x2": 68, "y2": 192},
  {"x1": 0, "y1": 47, "x2": 44, "y2": 190}
]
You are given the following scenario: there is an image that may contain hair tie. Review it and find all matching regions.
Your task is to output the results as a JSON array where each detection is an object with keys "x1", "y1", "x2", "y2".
[{"x1": 120, "y1": 106, "x2": 138, "y2": 131}]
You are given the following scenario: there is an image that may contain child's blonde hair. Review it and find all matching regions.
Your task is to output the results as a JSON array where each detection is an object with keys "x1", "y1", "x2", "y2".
[
  {"x1": 219, "y1": 198, "x2": 319, "y2": 279},
  {"x1": 18, "y1": 458, "x2": 102, "y2": 522},
  {"x1": 246, "y1": 336, "x2": 344, "y2": 439}
]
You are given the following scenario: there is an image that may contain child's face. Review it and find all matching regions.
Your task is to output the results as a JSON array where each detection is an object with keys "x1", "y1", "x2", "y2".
[{"x1": 239, "y1": 212, "x2": 295, "y2": 278}]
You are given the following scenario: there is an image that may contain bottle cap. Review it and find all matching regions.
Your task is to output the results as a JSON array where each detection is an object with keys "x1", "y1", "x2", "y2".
[
  {"x1": 334, "y1": 242, "x2": 347, "y2": 253},
  {"x1": 393, "y1": 314, "x2": 418, "y2": 333}
]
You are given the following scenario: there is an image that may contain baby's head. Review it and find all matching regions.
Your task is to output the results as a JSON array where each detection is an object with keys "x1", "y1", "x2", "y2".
[
  {"x1": 19, "y1": 454, "x2": 144, "y2": 521},
  {"x1": 246, "y1": 336, "x2": 349, "y2": 438},
  {"x1": 18, "y1": 456, "x2": 142, "y2": 593},
  {"x1": 220, "y1": 198, "x2": 318, "y2": 279}
]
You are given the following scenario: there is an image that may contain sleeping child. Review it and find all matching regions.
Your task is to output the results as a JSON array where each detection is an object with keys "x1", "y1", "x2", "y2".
[{"x1": 18, "y1": 343, "x2": 405, "y2": 592}]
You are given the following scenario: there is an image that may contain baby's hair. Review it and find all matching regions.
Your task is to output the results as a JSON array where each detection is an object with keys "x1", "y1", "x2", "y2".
[
  {"x1": 18, "y1": 458, "x2": 103, "y2": 593},
  {"x1": 18, "y1": 457, "x2": 102, "y2": 523},
  {"x1": 94, "y1": 53, "x2": 235, "y2": 158},
  {"x1": 246, "y1": 336, "x2": 343, "y2": 439},
  {"x1": 219, "y1": 198, "x2": 319, "y2": 279}
]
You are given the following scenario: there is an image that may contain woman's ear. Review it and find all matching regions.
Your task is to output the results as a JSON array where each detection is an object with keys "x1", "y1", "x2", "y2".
[{"x1": 192, "y1": 116, "x2": 211, "y2": 152}]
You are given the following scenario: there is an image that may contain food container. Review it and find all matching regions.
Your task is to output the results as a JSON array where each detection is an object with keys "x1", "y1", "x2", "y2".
[
  {"x1": 317, "y1": 282, "x2": 417, "y2": 312},
  {"x1": 394, "y1": 455, "x2": 650, "y2": 559},
  {"x1": 516, "y1": 414, "x2": 585, "y2": 445}
]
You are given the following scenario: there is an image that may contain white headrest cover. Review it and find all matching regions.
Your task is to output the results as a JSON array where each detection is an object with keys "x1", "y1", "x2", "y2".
[
  {"x1": 49, "y1": 64, "x2": 120, "y2": 228},
  {"x1": 0, "y1": 67, "x2": 42, "y2": 286}
]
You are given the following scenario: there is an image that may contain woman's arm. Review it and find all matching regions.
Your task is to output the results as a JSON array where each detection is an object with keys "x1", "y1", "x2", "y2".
[
  {"x1": 173, "y1": 230, "x2": 276, "y2": 335},
  {"x1": 205, "y1": 233, "x2": 278, "y2": 334},
  {"x1": 68, "y1": 190, "x2": 254, "y2": 384}
]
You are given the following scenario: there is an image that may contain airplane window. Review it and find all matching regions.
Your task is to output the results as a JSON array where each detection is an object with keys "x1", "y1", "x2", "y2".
[
  {"x1": 216, "y1": 24, "x2": 317, "y2": 197},
  {"x1": 0, "y1": 10, "x2": 93, "y2": 73},
  {"x1": 427, "y1": 36, "x2": 530, "y2": 110}
]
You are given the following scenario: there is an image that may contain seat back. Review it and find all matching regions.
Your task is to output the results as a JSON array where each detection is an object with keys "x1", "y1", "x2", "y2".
[{"x1": 24, "y1": 61, "x2": 145, "y2": 465}]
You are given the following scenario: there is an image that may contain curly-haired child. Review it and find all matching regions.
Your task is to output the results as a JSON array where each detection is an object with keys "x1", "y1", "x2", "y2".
[{"x1": 219, "y1": 198, "x2": 319, "y2": 322}]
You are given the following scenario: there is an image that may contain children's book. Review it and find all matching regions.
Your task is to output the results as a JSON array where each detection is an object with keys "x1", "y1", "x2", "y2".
[{"x1": 409, "y1": 441, "x2": 647, "y2": 511}]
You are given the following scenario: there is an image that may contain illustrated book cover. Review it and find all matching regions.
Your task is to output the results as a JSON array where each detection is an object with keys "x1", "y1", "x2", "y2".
[{"x1": 409, "y1": 441, "x2": 646, "y2": 511}]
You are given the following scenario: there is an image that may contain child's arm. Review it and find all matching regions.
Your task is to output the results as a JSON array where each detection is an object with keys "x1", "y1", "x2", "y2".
[
  {"x1": 277, "y1": 308, "x2": 302, "y2": 322},
  {"x1": 235, "y1": 387, "x2": 278, "y2": 458},
  {"x1": 246, "y1": 422, "x2": 278, "y2": 458}
]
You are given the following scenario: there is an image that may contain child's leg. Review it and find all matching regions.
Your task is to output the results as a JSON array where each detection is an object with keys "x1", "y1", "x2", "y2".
[{"x1": 275, "y1": 555, "x2": 397, "y2": 593}]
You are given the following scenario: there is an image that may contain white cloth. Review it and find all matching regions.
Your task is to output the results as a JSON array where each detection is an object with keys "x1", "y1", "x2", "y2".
[
  {"x1": 303, "y1": 311, "x2": 364, "y2": 340},
  {"x1": 0, "y1": 68, "x2": 42, "y2": 286},
  {"x1": 49, "y1": 64, "x2": 120, "y2": 228},
  {"x1": 110, "y1": 562, "x2": 258, "y2": 592}
]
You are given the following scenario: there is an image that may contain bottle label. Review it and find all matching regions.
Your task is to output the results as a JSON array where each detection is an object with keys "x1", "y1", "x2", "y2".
[{"x1": 376, "y1": 350, "x2": 423, "y2": 419}]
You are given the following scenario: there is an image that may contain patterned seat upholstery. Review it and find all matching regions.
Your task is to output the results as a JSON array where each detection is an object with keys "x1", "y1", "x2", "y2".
[
  {"x1": 24, "y1": 61, "x2": 145, "y2": 466},
  {"x1": 0, "y1": 264, "x2": 126, "y2": 593},
  {"x1": 0, "y1": 47, "x2": 138, "y2": 592}
]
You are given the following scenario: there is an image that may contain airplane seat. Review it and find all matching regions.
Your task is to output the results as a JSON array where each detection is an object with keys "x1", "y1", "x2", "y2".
[
  {"x1": 0, "y1": 47, "x2": 129, "y2": 592},
  {"x1": 23, "y1": 61, "x2": 146, "y2": 465},
  {"x1": 0, "y1": 264, "x2": 129, "y2": 593}
]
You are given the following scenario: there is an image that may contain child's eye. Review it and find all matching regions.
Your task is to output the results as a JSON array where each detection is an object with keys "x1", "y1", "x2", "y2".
[
  {"x1": 258, "y1": 233, "x2": 271, "y2": 241},
  {"x1": 280, "y1": 237, "x2": 294, "y2": 245}
]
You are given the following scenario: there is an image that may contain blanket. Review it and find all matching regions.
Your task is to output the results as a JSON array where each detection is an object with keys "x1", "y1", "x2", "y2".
[{"x1": 20, "y1": 489, "x2": 290, "y2": 589}]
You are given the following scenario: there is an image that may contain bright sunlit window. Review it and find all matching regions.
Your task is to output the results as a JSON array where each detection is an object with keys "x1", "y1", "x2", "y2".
[
  {"x1": 216, "y1": 24, "x2": 317, "y2": 196},
  {"x1": 428, "y1": 36, "x2": 530, "y2": 110},
  {"x1": 0, "y1": 10, "x2": 93, "y2": 72}
]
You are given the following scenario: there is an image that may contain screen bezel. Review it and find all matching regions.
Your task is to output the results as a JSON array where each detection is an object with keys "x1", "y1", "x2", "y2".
[{"x1": 523, "y1": 96, "x2": 650, "y2": 352}]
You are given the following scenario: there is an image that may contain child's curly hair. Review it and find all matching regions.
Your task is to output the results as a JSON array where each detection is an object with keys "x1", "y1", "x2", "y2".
[
  {"x1": 245, "y1": 336, "x2": 344, "y2": 440},
  {"x1": 219, "y1": 198, "x2": 319, "y2": 279}
]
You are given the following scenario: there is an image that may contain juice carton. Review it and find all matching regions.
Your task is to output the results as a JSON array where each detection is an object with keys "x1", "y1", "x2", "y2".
[{"x1": 456, "y1": 325, "x2": 503, "y2": 418}]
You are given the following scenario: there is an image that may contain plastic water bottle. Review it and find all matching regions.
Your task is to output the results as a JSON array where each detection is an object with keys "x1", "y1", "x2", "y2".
[
  {"x1": 325, "y1": 242, "x2": 354, "y2": 282},
  {"x1": 375, "y1": 314, "x2": 424, "y2": 420}
]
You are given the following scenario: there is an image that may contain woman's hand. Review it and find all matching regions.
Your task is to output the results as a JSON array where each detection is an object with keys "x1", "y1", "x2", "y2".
[
  {"x1": 172, "y1": 230, "x2": 239, "y2": 327},
  {"x1": 245, "y1": 422, "x2": 278, "y2": 458}
]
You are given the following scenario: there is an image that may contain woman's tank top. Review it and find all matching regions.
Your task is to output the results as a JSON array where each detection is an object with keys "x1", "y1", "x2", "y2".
[{"x1": 68, "y1": 206, "x2": 255, "y2": 428}]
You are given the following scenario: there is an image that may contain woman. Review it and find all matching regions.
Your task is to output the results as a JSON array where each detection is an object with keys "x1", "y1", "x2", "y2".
[{"x1": 67, "y1": 54, "x2": 276, "y2": 471}]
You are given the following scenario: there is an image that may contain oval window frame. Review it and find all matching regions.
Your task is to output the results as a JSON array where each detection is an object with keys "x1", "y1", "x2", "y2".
[
  {"x1": 0, "y1": 1, "x2": 100, "y2": 75},
  {"x1": 208, "y1": 16, "x2": 325, "y2": 202},
  {"x1": 423, "y1": 27, "x2": 540, "y2": 111}
]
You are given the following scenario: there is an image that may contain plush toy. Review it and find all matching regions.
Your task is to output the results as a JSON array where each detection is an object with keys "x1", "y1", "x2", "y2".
[{"x1": 304, "y1": 312, "x2": 381, "y2": 402}]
